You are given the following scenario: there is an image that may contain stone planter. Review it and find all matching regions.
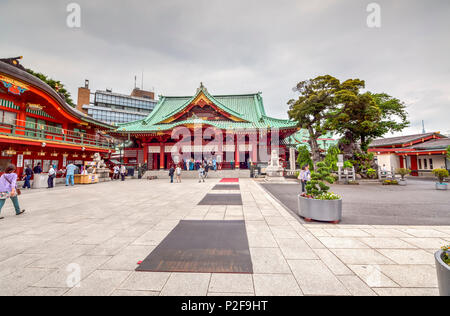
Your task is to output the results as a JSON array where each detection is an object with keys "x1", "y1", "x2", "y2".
[
  {"x1": 435, "y1": 250, "x2": 450, "y2": 296},
  {"x1": 298, "y1": 195, "x2": 342, "y2": 223},
  {"x1": 399, "y1": 179, "x2": 407, "y2": 186},
  {"x1": 436, "y1": 183, "x2": 448, "y2": 190}
]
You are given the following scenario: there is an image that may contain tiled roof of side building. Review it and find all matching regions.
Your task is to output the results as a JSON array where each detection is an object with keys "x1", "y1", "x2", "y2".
[
  {"x1": 411, "y1": 137, "x2": 450, "y2": 150},
  {"x1": 116, "y1": 85, "x2": 297, "y2": 132},
  {"x1": 369, "y1": 132, "x2": 443, "y2": 147}
]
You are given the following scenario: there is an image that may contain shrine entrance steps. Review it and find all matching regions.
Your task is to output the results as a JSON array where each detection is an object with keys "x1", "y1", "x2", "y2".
[{"x1": 143, "y1": 169, "x2": 251, "y2": 179}]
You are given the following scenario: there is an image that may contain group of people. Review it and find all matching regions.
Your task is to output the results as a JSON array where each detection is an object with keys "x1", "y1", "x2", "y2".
[
  {"x1": 21, "y1": 162, "x2": 80, "y2": 190},
  {"x1": 112, "y1": 165, "x2": 128, "y2": 181},
  {"x1": 168, "y1": 161, "x2": 211, "y2": 183},
  {"x1": 181, "y1": 158, "x2": 217, "y2": 172}
]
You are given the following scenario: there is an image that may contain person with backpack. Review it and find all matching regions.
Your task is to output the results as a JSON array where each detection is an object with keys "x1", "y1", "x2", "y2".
[
  {"x1": 169, "y1": 165, "x2": 175, "y2": 183},
  {"x1": 0, "y1": 164, "x2": 25, "y2": 220}
]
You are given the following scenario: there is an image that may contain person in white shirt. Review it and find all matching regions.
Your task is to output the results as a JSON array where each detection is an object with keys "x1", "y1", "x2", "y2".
[
  {"x1": 47, "y1": 165, "x2": 56, "y2": 189},
  {"x1": 120, "y1": 165, "x2": 127, "y2": 181},
  {"x1": 176, "y1": 165, "x2": 182, "y2": 183},
  {"x1": 113, "y1": 165, "x2": 120, "y2": 180}
]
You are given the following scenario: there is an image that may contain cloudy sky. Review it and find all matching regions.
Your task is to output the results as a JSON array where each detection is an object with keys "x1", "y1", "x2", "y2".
[{"x1": 1, "y1": 0, "x2": 449, "y2": 136}]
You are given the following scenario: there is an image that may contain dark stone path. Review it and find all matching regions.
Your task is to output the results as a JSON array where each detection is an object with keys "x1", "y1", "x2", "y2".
[{"x1": 261, "y1": 179, "x2": 450, "y2": 225}]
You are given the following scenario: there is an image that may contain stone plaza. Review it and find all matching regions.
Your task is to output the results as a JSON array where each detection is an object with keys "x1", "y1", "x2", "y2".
[{"x1": 0, "y1": 177, "x2": 448, "y2": 296}]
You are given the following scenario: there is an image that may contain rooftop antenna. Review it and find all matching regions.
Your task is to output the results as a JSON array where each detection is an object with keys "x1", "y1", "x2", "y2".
[
  {"x1": 422, "y1": 120, "x2": 426, "y2": 134},
  {"x1": 134, "y1": 76, "x2": 137, "y2": 89},
  {"x1": 141, "y1": 71, "x2": 144, "y2": 90}
]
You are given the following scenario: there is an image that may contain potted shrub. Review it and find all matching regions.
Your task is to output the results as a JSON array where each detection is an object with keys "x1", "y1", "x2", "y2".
[
  {"x1": 432, "y1": 169, "x2": 449, "y2": 190},
  {"x1": 366, "y1": 168, "x2": 377, "y2": 179},
  {"x1": 298, "y1": 161, "x2": 342, "y2": 223},
  {"x1": 435, "y1": 245, "x2": 450, "y2": 296},
  {"x1": 396, "y1": 168, "x2": 411, "y2": 186}
]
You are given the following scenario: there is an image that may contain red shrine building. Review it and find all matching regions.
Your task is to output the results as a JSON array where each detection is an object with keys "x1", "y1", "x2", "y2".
[
  {"x1": 0, "y1": 57, "x2": 114, "y2": 175},
  {"x1": 369, "y1": 132, "x2": 450, "y2": 176},
  {"x1": 111, "y1": 84, "x2": 299, "y2": 170}
]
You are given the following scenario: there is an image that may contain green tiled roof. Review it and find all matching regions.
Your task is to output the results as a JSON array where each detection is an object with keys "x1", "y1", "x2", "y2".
[
  {"x1": 283, "y1": 130, "x2": 338, "y2": 150},
  {"x1": 116, "y1": 85, "x2": 297, "y2": 133}
]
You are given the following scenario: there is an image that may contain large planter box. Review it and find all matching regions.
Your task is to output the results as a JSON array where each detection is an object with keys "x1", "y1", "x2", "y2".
[
  {"x1": 298, "y1": 195, "x2": 342, "y2": 223},
  {"x1": 435, "y1": 250, "x2": 450, "y2": 296},
  {"x1": 436, "y1": 183, "x2": 448, "y2": 190}
]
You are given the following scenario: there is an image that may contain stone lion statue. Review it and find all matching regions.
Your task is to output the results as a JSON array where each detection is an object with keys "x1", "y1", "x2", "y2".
[{"x1": 93, "y1": 153, "x2": 107, "y2": 169}]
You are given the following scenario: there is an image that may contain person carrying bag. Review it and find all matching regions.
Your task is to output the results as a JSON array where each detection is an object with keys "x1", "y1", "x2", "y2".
[{"x1": 0, "y1": 164, "x2": 25, "y2": 220}]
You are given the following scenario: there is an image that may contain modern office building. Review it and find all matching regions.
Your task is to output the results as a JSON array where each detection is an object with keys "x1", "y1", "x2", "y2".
[{"x1": 77, "y1": 81, "x2": 157, "y2": 125}]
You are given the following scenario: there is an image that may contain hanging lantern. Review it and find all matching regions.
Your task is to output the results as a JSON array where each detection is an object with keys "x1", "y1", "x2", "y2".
[
  {"x1": 73, "y1": 153, "x2": 79, "y2": 158},
  {"x1": 4, "y1": 147, "x2": 16, "y2": 155},
  {"x1": 23, "y1": 149, "x2": 32, "y2": 156},
  {"x1": 82, "y1": 154, "x2": 87, "y2": 159},
  {"x1": 37, "y1": 151, "x2": 46, "y2": 156},
  {"x1": 62, "y1": 152, "x2": 69, "y2": 158},
  {"x1": 51, "y1": 152, "x2": 58, "y2": 157}
]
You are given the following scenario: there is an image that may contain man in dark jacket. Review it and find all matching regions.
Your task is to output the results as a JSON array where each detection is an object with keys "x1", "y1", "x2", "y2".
[
  {"x1": 169, "y1": 166, "x2": 175, "y2": 183},
  {"x1": 33, "y1": 163, "x2": 42, "y2": 174},
  {"x1": 22, "y1": 165, "x2": 33, "y2": 189}
]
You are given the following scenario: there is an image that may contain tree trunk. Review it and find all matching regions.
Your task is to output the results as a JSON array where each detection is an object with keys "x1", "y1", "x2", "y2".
[{"x1": 307, "y1": 126, "x2": 321, "y2": 166}]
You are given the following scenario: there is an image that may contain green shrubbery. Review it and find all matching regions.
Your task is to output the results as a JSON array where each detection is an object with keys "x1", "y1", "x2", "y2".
[
  {"x1": 382, "y1": 179, "x2": 398, "y2": 185},
  {"x1": 305, "y1": 162, "x2": 340, "y2": 200},
  {"x1": 432, "y1": 169, "x2": 449, "y2": 184},
  {"x1": 442, "y1": 245, "x2": 450, "y2": 266},
  {"x1": 396, "y1": 168, "x2": 411, "y2": 180}
]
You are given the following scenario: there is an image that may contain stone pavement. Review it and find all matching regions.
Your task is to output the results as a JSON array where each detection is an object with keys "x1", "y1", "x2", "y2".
[{"x1": 0, "y1": 178, "x2": 448, "y2": 296}]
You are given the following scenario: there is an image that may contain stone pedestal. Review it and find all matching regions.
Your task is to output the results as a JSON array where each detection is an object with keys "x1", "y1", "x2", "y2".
[
  {"x1": 96, "y1": 168, "x2": 111, "y2": 182},
  {"x1": 32, "y1": 173, "x2": 50, "y2": 189},
  {"x1": 265, "y1": 150, "x2": 288, "y2": 183}
]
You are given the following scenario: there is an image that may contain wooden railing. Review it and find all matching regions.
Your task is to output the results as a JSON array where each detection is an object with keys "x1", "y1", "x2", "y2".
[{"x1": 0, "y1": 119, "x2": 115, "y2": 150}]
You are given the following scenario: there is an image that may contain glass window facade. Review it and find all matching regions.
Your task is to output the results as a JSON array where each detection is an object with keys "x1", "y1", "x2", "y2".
[
  {"x1": 88, "y1": 91, "x2": 156, "y2": 124},
  {"x1": 87, "y1": 108, "x2": 148, "y2": 124}
]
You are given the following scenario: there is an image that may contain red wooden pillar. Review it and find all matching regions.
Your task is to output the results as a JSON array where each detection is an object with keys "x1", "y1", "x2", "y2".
[
  {"x1": 159, "y1": 143, "x2": 165, "y2": 170},
  {"x1": 16, "y1": 103, "x2": 27, "y2": 136},
  {"x1": 143, "y1": 143, "x2": 148, "y2": 164},
  {"x1": 251, "y1": 133, "x2": 258, "y2": 163},
  {"x1": 399, "y1": 155, "x2": 404, "y2": 168},
  {"x1": 410, "y1": 155, "x2": 418, "y2": 176}
]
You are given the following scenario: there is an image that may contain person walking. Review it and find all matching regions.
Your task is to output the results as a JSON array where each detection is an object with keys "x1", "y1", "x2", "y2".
[
  {"x1": 212, "y1": 158, "x2": 217, "y2": 171},
  {"x1": 169, "y1": 165, "x2": 175, "y2": 183},
  {"x1": 299, "y1": 165, "x2": 311, "y2": 193},
  {"x1": 204, "y1": 163, "x2": 210, "y2": 178},
  {"x1": 65, "y1": 163, "x2": 77, "y2": 186},
  {"x1": 0, "y1": 164, "x2": 25, "y2": 220},
  {"x1": 176, "y1": 165, "x2": 182, "y2": 183},
  {"x1": 120, "y1": 165, "x2": 127, "y2": 181},
  {"x1": 47, "y1": 165, "x2": 56, "y2": 189},
  {"x1": 198, "y1": 165, "x2": 205, "y2": 183},
  {"x1": 230, "y1": 159, "x2": 235, "y2": 170},
  {"x1": 113, "y1": 165, "x2": 120, "y2": 180},
  {"x1": 22, "y1": 165, "x2": 33, "y2": 189}
]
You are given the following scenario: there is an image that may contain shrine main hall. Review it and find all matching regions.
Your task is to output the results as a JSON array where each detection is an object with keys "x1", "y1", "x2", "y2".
[{"x1": 111, "y1": 84, "x2": 299, "y2": 170}]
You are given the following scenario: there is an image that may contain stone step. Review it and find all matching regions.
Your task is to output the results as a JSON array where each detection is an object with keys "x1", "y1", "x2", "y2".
[{"x1": 143, "y1": 170, "x2": 251, "y2": 179}]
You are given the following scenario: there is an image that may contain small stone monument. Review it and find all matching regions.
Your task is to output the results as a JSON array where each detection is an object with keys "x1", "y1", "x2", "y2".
[
  {"x1": 265, "y1": 150, "x2": 285, "y2": 182},
  {"x1": 93, "y1": 153, "x2": 111, "y2": 182}
]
